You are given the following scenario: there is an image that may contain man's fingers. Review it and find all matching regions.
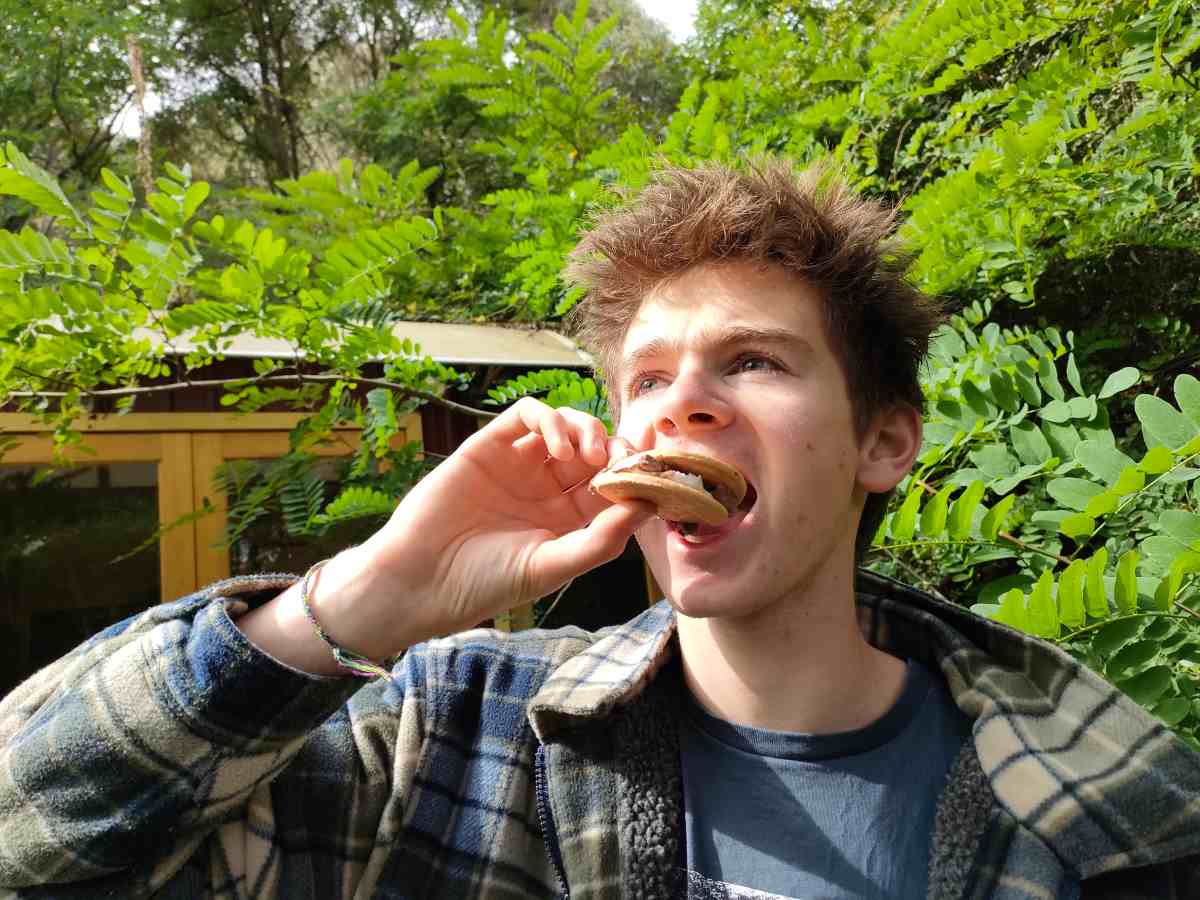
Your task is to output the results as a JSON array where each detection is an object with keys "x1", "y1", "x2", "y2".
[
  {"x1": 606, "y1": 435, "x2": 643, "y2": 463},
  {"x1": 554, "y1": 407, "x2": 610, "y2": 467},
  {"x1": 468, "y1": 398, "x2": 609, "y2": 466}
]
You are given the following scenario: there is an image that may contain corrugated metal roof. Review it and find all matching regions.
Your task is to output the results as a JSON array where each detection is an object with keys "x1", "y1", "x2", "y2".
[{"x1": 143, "y1": 321, "x2": 594, "y2": 368}]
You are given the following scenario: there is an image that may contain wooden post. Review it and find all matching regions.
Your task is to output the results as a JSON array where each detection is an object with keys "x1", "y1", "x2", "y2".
[
  {"x1": 644, "y1": 561, "x2": 662, "y2": 605},
  {"x1": 191, "y1": 433, "x2": 230, "y2": 589},
  {"x1": 159, "y1": 434, "x2": 199, "y2": 602}
]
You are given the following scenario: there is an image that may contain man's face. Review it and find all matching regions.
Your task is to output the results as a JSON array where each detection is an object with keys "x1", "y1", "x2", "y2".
[{"x1": 613, "y1": 260, "x2": 872, "y2": 620}]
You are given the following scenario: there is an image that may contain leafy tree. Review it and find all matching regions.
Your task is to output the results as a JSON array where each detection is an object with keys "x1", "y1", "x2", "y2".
[
  {"x1": 156, "y1": 0, "x2": 353, "y2": 183},
  {"x1": 0, "y1": 0, "x2": 173, "y2": 218},
  {"x1": 0, "y1": 143, "x2": 468, "y2": 513},
  {"x1": 3, "y1": 0, "x2": 1200, "y2": 743},
  {"x1": 345, "y1": 0, "x2": 686, "y2": 206}
]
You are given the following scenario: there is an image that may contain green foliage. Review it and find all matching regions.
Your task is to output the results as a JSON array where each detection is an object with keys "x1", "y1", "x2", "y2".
[
  {"x1": 406, "y1": 1, "x2": 636, "y2": 319},
  {"x1": 0, "y1": 144, "x2": 459, "y2": 538},
  {"x1": 685, "y1": 0, "x2": 1200, "y2": 371},
  {"x1": 868, "y1": 306, "x2": 1200, "y2": 745},
  {"x1": 484, "y1": 368, "x2": 609, "y2": 424},
  {"x1": 3, "y1": 0, "x2": 1200, "y2": 741},
  {"x1": 213, "y1": 439, "x2": 429, "y2": 543},
  {"x1": 0, "y1": 0, "x2": 174, "y2": 195}
]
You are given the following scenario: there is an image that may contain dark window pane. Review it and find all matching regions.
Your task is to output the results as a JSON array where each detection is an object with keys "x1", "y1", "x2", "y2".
[
  {"x1": 225, "y1": 458, "x2": 380, "y2": 578},
  {"x1": 1, "y1": 463, "x2": 160, "y2": 698},
  {"x1": 534, "y1": 541, "x2": 651, "y2": 631}
]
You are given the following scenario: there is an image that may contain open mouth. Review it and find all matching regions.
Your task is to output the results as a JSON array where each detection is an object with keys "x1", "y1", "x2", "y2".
[{"x1": 668, "y1": 481, "x2": 758, "y2": 544}]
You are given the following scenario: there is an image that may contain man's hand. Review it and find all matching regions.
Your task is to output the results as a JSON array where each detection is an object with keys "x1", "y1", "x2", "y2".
[{"x1": 238, "y1": 398, "x2": 653, "y2": 673}]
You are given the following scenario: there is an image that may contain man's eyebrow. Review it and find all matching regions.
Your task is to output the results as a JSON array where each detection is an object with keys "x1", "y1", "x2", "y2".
[{"x1": 621, "y1": 326, "x2": 813, "y2": 373}]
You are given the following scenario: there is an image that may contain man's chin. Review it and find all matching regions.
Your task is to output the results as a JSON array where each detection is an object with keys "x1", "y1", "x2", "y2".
[{"x1": 660, "y1": 580, "x2": 760, "y2": 621}]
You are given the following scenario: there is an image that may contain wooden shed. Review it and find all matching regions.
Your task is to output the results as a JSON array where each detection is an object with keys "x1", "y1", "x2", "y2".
[{"x1": 0, "y1": 323, "x2": 658, "y2": 696}]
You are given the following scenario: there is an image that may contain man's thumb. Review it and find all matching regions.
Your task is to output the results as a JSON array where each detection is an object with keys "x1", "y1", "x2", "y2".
[{"x1": 528, "y1": 502, "x2": 654, "y2": 596}]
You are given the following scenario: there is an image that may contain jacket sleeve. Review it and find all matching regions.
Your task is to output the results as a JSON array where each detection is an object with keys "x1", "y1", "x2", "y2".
[{"x1": 0, "y1": 576, "x2": 420, "y2": 897}]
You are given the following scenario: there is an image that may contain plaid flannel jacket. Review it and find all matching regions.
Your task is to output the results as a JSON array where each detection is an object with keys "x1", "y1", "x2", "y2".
[{"x1": 1, "y1": 569, "x2": 1199, "y2": 899}]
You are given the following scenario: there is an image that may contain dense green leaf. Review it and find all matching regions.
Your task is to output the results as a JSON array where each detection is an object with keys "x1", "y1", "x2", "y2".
[
  {"x1": 0, "y1": 142, "x2": 81, "y2": 224},
  {"x1": 1093, "y1": 617, "x2": 1141, "y2": 656},
  {"x1": 891, "y1": 489, "x2": 921, "y2": 542},
  {"x1": 183, "y1": 183, "x2": 211, "y2": 222},
  {"x1": 1066, "y1": 396, "x2": 1097, "y2": 421},
  {"x1": 1037, "y1": 356, "x2": 1065, "y2": 402},
  {"x1": 1026, "y1": 570, "x2": 1058, "y2": 638},
  {"x1": 961, "y1": 381, "x2": 993, "y2": 418},
  {"x1": 1119, "y1": 666, "x2": 1172, "y2": 707},
  {"x1": 970, "y1": 444, "x2": 1017, "y2": 479},
  {"x1": 1012, "y1": 421, "x2": 1053, "y2": 465},
  {"x1": 920, "y1": 485, "x2": 952, "y2": 537},
  {"x1": 100, "y1": 168, "x2": 133, "y2": 200},
  {"x1": 1138, "y1": 446, "x2": 1176, "y2": 475},
  {"x1": 1012, "y1": 369, "x2": 1042, "y2": 407},
  {"x1": 1040, "y1": 400, "x2": 1071, "y2": 423},
  {"x1": 1111, "y1": 466, "x2": 1146, "y2": 496},
  {"x1": 1066, "y1": 355, "x2": 1083, "y2": 396},
  {"x1": 995, "y1": 588, "x2": 1027, "y2": 631},
  {"x1": 1159, "y1": 511, "x2": 1200, "y2": 549},
  {"x1": 1047, "y1": 478, "x2": 1104, "y2": 512},
  {"x1": 1059, "y1": 512, "x2": 1095, "y2": 539},
  {"x1": 1083, "y1": 491, "x2": 1119, "y2": 518},
  {"x1": 1098, "y1": 367, "x2": 1139, "y2": 399},
  {"x1": 1152, "y1": 697, "x2": 1191, "y2": 727},
  {"x1": 1155, "y1": 561, "x2": 1184, "y2": 611},
  {"x1": 1057, "y1": 560, "x2": 1086, "y2": 629},
  {"x1": 1085, "y1": 549, "x2": 1110, "y2": 618},
  {"x1": 948, "y1": 480, "x2": 984, "y2": 539},
  {"x1": 1075, "y1": 441, "x2": 1136, "y2": 485},
  {"x1": 1176, "y1": 375, "x2": 1200, "y2": 427},
  {"x1": 980, "y1": 494, "x2": 1015, "y2": 541},
  {"x1": 1107, "y1": 640, "x2": 1158, "y2": 675},
  {"x1": 988, "y1": 371, "x2": 1021, "y2": 413},
  {"x1": 992, "y1": 462, "x2": 1049, "y2": 495},
  {"x1": 315, "y1": 486, "x2": 396, "y2": 524},
  {"x1": 1115, "y1": 550, "x2": 1139, "y2": 614},
  {"x1": 1136, "y1": 395, "x2": 1199, "y2": 450}
]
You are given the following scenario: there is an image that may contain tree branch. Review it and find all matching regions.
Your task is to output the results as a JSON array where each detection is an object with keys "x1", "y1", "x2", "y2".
[
  {"x1": 7, "y1": 373, "x2": 498, "y2": 419},
  {"x1": 881, "y1": 546, "x2": 950, "y2": 602},
  {"x1": 1175, "y1": 601, "x2": 1200, "y2": 622},
  {"x1": 1162, "y1": 54, "x2": 1199, "y2": 92},
  {"x1": 912, "y1": 478, "x2": 1071, "y2": 564}
]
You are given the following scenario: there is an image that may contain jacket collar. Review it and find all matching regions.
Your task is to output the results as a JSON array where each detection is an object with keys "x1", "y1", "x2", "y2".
[
  {"x1": 527, "y1": 600, "x2": 676, "y2": 743},
  {"x1": 529, "y1": 570, "x2": 1200, "y2": 877}
]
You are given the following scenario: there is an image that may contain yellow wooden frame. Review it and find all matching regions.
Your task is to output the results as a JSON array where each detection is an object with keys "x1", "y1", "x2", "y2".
[
  {"x1": 2, "y1": 431, "x2": 198, "y2": 601},
  {"x1": 2, "y1": 411, "x2": 659, "y2": 633},
  {"x1": 0, "y1": 412, "x2": 422, "y2": 601}
]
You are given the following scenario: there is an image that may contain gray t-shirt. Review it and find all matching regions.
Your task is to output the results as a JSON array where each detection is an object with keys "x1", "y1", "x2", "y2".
[{"x1": 680, "y1": 659, "x2": 971, "y2": 899}]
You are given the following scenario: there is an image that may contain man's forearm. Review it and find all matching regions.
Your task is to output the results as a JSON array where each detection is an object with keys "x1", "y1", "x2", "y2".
[
  {"x1": 237, "y1": 544, "x2": 424, "y2": 676},
  {"x1": 0, "y1": 586, "x2": 363, "y2": 889}
]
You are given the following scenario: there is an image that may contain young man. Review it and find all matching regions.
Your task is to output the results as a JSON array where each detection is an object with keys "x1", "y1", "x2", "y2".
[{"x1": 1, "y1": 162, "x2": 1198, "y2": 899}]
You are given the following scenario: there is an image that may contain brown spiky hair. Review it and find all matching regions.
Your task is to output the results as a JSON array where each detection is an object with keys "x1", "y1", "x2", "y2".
[{"x1": 564, "y1": 158, "x2": 944, "y2": 562}]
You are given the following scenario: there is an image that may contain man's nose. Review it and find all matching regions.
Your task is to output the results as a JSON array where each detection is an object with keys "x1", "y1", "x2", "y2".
[{"x1": 653, "y1": 371, "x2": 733, "y2": 436}]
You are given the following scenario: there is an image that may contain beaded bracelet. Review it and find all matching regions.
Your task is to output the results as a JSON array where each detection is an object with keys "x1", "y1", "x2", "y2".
[{"x1": 300, "y1": 558, "x2": 396, "y2": 681}]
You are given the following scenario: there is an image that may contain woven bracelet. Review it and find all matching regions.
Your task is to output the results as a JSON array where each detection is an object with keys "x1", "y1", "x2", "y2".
[{"x1": 300, "y1": 558, "x2": 396, "y2": 681}]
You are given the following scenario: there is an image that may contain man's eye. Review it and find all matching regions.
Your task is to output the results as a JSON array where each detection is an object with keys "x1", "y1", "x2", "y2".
[
  {"x1": 733, "y1": 355, "x2": 779, "y2": 373},
  {"x1": 632, "y1": 375, "x2": 660, "y2": 396}
]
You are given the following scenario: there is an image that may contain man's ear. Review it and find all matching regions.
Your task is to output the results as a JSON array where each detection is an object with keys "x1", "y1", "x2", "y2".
[{"x1": 857, "y1": 403, "x2": 923, "y2": 493}]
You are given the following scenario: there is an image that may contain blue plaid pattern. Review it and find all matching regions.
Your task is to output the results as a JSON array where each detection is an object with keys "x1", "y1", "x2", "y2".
[{"x1": 1, "y1": 570, "x2": 1198, "y2": 899}]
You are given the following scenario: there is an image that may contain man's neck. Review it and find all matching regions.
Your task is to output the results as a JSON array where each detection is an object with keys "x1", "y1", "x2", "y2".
[{"x1": 675, "y1": 569, "x2": 907, "y2": 735}]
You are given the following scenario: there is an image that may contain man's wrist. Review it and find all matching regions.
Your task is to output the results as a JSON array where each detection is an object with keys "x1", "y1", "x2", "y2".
[{"x1": 237, "y1": 545, "x2": 420, "y2": 677}]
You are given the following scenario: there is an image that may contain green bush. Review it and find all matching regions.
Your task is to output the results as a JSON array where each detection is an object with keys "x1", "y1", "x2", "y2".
[{"x1": 2, "y1": 0, "x2": 1198, "y2": 740}]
